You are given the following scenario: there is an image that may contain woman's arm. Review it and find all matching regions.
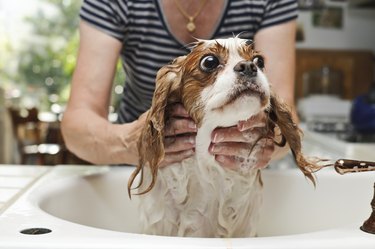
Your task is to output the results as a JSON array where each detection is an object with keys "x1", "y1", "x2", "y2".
[
  {"x1": 254, "y1": 20, "x2": 298, "y2": 161},
  {"x1": 254, "y1": 20, "x2": 297, "y2": 112},
  {"x1": 62, "y1": 21, "x2": 195, "y2": 165},
  {"x1": 61, "y1": 21, "x2": 144, "y2": 165}
]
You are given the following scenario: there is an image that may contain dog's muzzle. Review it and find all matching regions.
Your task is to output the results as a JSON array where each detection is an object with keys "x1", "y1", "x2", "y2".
[{"x1": 234, "y1": 60, "x2": 258, "y2": 78}]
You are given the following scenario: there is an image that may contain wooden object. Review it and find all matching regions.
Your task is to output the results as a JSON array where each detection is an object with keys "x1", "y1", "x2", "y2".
[
  {"x1": 295, "y1": 49, "x2": 374, "y2": 101},
  {"x1": 361, "y1": 182, "x2": 375, "y2": 235},
  {"x1": 8, "y1": 107, "x2": 63, "y2": 165}
]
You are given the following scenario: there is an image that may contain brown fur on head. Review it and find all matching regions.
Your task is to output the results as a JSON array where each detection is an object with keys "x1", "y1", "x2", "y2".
[{"x1": 128, "y1": 39, "x2": 322, "y2": 197}]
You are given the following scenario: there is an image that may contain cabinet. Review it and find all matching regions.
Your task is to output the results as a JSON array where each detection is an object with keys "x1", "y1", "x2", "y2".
[{"x1": 295, "y1": 49, "x2": 374, "y2": 101}]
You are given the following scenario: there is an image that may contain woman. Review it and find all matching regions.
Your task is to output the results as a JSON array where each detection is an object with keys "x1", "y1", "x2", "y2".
[{"x1": 61, "y1": 0, "x2": 297, "y2": 169}]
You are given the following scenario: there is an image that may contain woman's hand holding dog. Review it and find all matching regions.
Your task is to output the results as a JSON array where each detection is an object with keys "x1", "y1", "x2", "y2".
[
  {"x1": 209, "y1": 112, "x2": 275, "y2": 173},
  {"x1": 160, "y1": 104, "x2": 275, "y2": 172},
  {"x1": 159, "y1": 103, "x2": 197, "y2": 168}
]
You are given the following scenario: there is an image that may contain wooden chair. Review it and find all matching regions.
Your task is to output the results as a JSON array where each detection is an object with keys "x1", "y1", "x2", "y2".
[{"x1": 8, "y1": 107, "x2": 64, "y2": 165}]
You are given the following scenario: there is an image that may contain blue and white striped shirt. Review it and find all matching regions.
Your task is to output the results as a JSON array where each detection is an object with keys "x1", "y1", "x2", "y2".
[{"x1": 80, "y1": 0, "x2": 298, "y2": 123}]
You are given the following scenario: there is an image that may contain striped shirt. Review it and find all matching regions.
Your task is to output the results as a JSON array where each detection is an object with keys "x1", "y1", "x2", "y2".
[{"x1": 80, "y1": 0, "x2": 298, "y2": 123}]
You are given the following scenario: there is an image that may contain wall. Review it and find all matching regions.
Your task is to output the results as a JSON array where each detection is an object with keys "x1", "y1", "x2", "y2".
[{"x1": 296, "y1": 2, "x2": 375, "y2": 58}]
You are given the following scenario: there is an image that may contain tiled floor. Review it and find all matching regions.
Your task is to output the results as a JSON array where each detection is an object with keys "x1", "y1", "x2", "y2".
[{"x1": 0, "y1": 165, "x2": 49, "y2": 212}]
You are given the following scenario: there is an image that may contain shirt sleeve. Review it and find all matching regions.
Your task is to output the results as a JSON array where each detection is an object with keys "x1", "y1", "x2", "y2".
[
  {"x1": 80, "y1": 0, "x2": 129, "y2": 41},
  {"x1": 259, "y1": 0, "x2": 298, "y2": 30}
]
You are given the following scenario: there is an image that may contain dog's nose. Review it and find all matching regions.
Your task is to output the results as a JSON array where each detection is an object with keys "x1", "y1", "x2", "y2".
[{"x1": 233, "y1": 61, "x2": 257, "y2": 77}]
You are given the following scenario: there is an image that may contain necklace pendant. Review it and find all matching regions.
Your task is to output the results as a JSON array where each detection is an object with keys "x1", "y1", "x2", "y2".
[{"x1": 186, "y1": 21, "x2": 196, "y2": 33}]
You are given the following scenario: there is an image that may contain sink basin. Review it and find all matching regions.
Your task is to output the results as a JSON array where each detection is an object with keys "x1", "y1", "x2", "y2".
[{"x1": 0, "y1": 165, "x2": 374, "y2": 248}]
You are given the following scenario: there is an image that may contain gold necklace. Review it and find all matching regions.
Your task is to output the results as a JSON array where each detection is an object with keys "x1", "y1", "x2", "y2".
[{"x1": 174, "y1": 0, "x2": 208, "y2": 33}]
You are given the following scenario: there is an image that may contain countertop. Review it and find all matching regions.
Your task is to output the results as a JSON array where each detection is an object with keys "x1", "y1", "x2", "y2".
[{"x1": 0, "y1": 165, "x2": 50, "y2": 214}]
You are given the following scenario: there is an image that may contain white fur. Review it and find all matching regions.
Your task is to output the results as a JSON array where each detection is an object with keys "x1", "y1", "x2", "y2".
[{"x1": 138, "y1": 38, "x2": 270, "y2": 238}]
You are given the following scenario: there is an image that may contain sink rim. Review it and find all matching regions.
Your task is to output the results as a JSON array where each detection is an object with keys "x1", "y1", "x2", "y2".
[{"x1": 0, "y1": 165, "x2": 374, "y2": 249}]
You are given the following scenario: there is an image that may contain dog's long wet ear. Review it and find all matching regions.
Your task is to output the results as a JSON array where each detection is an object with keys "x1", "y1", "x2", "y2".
[
  {"x1": 269, "y1": 94, "x2": 322, "y2": 185},
  {"x1": 128, "y1": 56, "x2": 186, "y2": 197}
]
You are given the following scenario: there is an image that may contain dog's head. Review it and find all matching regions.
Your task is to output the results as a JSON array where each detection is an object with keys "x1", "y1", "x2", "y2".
[
  {"x1": 128, "y1": 37, "x2": 321, "y2": 196},
  {"x1": 150, "y1": 38, "x2": 270, "y2": 128}
]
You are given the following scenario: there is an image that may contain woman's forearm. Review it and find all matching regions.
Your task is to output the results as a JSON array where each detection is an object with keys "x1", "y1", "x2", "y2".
[
  {"x1": 61, "y1": 109, "x2": 143, "y2": 165},
  {"x1": 254, "y1": 21, "x2": 297, "y2": 162},
  {"x1": 61, "y1": 21, "x2": 137, "y2": 165}
]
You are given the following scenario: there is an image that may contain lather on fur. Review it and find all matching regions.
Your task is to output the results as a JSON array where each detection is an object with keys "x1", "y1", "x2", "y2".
[{"x1": 128, "y1": 37, "x2": 322, "y2": 237}]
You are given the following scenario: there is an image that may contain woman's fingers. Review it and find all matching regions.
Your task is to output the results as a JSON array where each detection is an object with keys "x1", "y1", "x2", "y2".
[
  {"x1": 159, "y1": 103, "x2": 197, "y2": 168},
  {"x1": 211, "y1": 126, "x2": 264, "y2": 143},
  {"x1": 209, "y1": 142, "x2": 252, "y2": 158},
  {"x1": 208, "y1": 110, "x2": 276, "y2": 172},
  {"x1": 237, "y1": 112, "x2": 267, "y2": 131},
  {"x1": 214, "y1": 155, "x2": 239, "y2": 171},
  {"x1": 159, "y1": 149, "x2": 195, "y2": 168},
  {"x1": 164, "y1": 134, "x2": 195, "y2": 153},
  {"x1": 249, "y1": 138, "x2": 275, "y2": 169},
  {"x1": 165, "y1": 117, "x2": 197, "y2": 136},
  {"x1": 212, "y1": 138, "x2": 275, "y2": 172},
  {"x1": 167, "y1": 103, "x2": 190, "y2": 118}
]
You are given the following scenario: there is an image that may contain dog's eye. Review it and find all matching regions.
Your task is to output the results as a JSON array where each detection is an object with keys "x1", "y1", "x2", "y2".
[
  {"x1": 253, "y1": 56, "x2": 265, "y2": 69},
  {"x1": 200, "y1": 55, "x2": 220, "y2": 72}
]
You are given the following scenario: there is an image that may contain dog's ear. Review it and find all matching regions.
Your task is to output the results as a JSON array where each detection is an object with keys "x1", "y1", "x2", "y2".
[
  {"x1": 269, "y1": 94, "x2": 322, "y2": 185},
  {"x1": 128, "y1": 56, "x2": 186, "y2": 197}
]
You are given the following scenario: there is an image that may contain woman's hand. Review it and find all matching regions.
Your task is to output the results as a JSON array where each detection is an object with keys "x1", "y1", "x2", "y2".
[
  {"x1": 159, "y1": 103, "x2": 197, "y2": 167},
  {"x1": 209, "y1": 112, "x2": 275, "y2": 174}
]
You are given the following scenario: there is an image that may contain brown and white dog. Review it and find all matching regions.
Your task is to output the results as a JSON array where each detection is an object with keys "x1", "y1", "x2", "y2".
[{"x1": 128, "y1": 37, "x2": 320, "y2": 238}]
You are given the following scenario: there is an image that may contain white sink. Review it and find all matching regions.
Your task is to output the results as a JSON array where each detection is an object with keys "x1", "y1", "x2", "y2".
[
  {"x1": 1, "y1": 125, "x2": 375, "y2": 249},
  {"x1": 0, "y1": 164, "x2": 374, "y2": 249}
]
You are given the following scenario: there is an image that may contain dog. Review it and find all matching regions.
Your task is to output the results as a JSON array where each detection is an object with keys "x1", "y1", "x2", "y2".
[{"x1": 128, "y1": 37, "x2": 320, "y2": 238}]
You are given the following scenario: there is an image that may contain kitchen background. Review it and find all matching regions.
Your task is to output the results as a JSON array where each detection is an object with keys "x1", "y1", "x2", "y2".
[{"x1": 0, "y1": 0, "x2": 374, "y2": 165}]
